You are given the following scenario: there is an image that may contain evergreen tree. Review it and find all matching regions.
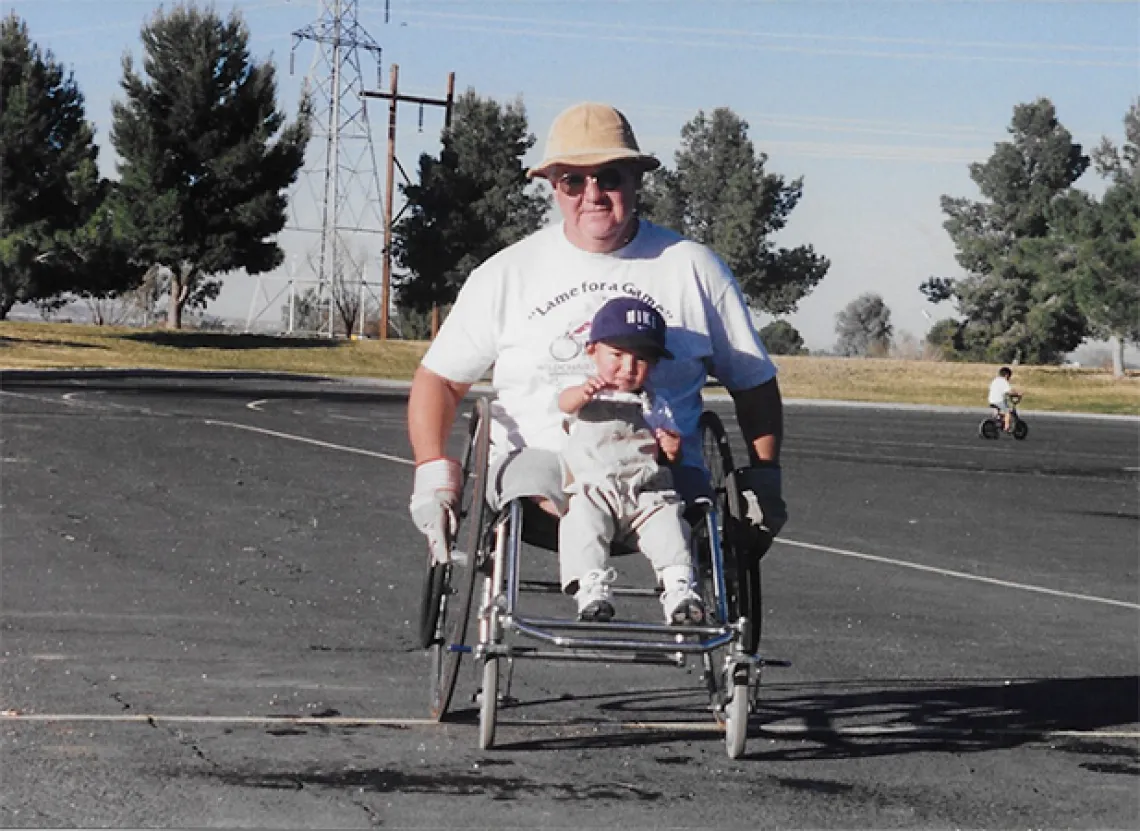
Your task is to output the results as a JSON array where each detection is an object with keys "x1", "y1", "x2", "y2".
[
  {"x1": 0, "y1": 14, "x2": 121, "y2": 317},
  {"x1": 758, "y1": 319, "x2": 806, "y2": 355},
  {"x1": 110, "y1": 3, "x2": 310, "y2": 329},
  {"x1": 835, "y1": 293, "x2": 893, "y2": 357},
  {"x1": 925, "y1": 318, "x2": 965, "y2": 360},
  {"x1": 393, "y1": 90, "x2": 548, "y2": 332},
  {"x1": 922, "y1": 98, "x2": 1090, "y2": 363},
  {"x1": 1074, "y1": 100, "x2": 1140, "y2": 377},
  {"x1": 640, "y1": 107, "x2": 829, "y2": 315}
]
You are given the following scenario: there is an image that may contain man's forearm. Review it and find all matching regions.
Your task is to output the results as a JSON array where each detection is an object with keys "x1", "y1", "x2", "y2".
[
  {"x1": 730, "y1": 377, "x2": 783, "y2": 465},
  {"x1": 407, "y1": 366, "x2": 470, "y2": 463}
]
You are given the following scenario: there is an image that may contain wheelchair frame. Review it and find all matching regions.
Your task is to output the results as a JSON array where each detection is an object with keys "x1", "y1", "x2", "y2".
[{"x1": 421, "y1": 397, "x2": 767, "y2": 758}]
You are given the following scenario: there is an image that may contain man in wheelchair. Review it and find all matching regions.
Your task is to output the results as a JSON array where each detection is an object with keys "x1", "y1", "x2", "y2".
[
  {"x1": 406, "y1": 100, "x2": 788, "y2": 599},
  {"x1": 557, "y1": 297, "x2": 706, "y2": 625}
]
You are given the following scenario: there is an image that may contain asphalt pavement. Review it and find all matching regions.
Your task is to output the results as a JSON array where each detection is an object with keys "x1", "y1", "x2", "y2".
[{"x1": 1, "y1": 373, "x2": 1137, "y2": 829}]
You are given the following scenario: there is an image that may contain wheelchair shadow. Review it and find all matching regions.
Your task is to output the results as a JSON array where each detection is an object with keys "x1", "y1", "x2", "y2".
[
  {"x1": 746, "y1": 674, "x2": 1138, "y2": 761},
  {"x1": 484, "y1": 675, "x2": 1138, "y2": 762}
]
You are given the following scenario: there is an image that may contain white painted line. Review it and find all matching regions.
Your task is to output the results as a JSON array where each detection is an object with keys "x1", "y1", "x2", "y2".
[
  {"x1": 0, "y1": 389, "x2": 149, "y2": 415},
  {"x1": 328, "y1": 413, "x2": 374, "y2": 423},
  {"x1": 0, "y1": 713, "x2": 434, "y2": 727},
  {"x1": 776, "y1": 538, "x2": 1140, "y2": 610},
  {"x1": 199, "y1": 419, "x2": 1140, "y2": 610},
  {"x1": 205, "y1": 419, "x2": 413, "y2": 466},
  {"x1": 2, "y1": 712, "x2": 1135, "y2": 740},
  {"x1": 0, "y1": 389, "x2": 100, "y2": 409},
  {"x1": 246, "y1": 398, "x2": 269, "y2": 411},
  {"x1": 621, "y1": 721, "x2": 1140, "y2": 740},
  {"x1": 0, "y1": 610, "x2": 239, "y2": 622}
]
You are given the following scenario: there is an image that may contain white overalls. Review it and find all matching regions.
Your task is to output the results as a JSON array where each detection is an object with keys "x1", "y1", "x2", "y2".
[{"x1": 558, "y1": 390, "x2": 692, "y2": 590}]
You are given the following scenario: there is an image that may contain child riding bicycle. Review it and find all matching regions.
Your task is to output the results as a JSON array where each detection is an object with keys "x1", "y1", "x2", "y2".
[{"x1": 987, "y1": 366, "x2": 1022, "y2": 433}]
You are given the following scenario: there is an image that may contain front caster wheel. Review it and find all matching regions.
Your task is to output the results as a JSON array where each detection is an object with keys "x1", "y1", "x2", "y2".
[
  {"x1": 478, "y1": 657, "x2": 499, "y2": 750},
  {"x1": 724, "y1": 679, "x2": 749, "y2": 759}
]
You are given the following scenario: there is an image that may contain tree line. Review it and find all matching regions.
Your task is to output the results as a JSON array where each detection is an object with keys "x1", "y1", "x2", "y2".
[
  {"x1": 2, "y1": 4, "x2": 1135, "y2": 373},
  {"x1": 923, "y1": 98, "x2": 1138, "y2": 376}
]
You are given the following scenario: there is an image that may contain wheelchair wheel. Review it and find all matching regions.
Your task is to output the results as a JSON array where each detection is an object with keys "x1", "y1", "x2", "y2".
[
  {"x1": 478, "y1": 657, "x2": 499, "y2": 749},
  {"x1": 428, "y1": 397, "x2": 493, "y2": 721},
  {"x1": 419, "y1": 399, "x2": 490, "y2": 650},
  {"x1": 724, "y1": 665, "x2": 751, "y2": 759},
  {"x1": 477, "y1": 502, "x2": 513, "y2": 749},
  {"x1": 979, "y1": 418, "x2": 1000, "y2": 440},
  {"x1": 698, "y1": 411, "x2": 734, "y2": 623},
  {"x1": 418, "y1": 562, "x2": 448, "y2": 651},
  {"x1": 699, "y1": 411, "x2": 762, "y2": 655},
  {"x1": 1013, "y1": 419, "x2": 1029, "y2": 440},
  {"x1": 700, "y1": 411, "x2": 735, "y2": 495}
]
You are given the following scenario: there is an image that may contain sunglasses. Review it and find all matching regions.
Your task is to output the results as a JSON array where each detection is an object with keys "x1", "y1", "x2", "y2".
[{"x1": 555, "y1": 167, "x2": 626, "y2": 197}]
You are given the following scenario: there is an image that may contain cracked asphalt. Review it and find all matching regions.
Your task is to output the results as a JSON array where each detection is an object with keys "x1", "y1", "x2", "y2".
[{"x1": 1, "y1": 373, "x2": 1137, "y2": 829}]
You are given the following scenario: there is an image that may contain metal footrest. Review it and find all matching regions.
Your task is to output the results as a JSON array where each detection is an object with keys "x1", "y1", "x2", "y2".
[
  {"x1": 510, "y1": 616, "x2": 736, "y2": 654},
  {"x1": 486, "y1": 645, "x2": 687, "y2": 666},
  {"x1": 517, "y1": 579, "x2": 659, "y2": 598}
]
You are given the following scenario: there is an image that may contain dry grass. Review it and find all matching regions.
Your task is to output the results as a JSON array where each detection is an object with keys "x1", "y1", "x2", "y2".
[
  {"x1": 1, "y1": 321, "x2": 1137, "y2": 415},
  {"x1": 0, "y1": 321, "x2": 426, "y2": 380},
  {"x1": 773, "y1": 355, "x2": 1140, "y2": 415}
]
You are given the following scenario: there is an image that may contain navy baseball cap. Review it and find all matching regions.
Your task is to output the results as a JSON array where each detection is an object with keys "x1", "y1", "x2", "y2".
[{"x1": 587, "y1": 296, "x2": 673, "y2": 360}]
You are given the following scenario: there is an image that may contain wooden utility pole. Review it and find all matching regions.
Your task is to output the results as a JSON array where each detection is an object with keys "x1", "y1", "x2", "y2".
[{"x1": 364, "y1": 66, "x2": 455, "y2": 340}]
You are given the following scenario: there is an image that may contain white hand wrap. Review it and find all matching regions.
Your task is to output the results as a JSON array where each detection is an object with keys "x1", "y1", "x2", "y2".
[
  {"x1": 409, "y1": 458, "x2": 462, "y2": 566},
  {"x1": 736, "y1": 465, "x2": 787, "y2": 537}
]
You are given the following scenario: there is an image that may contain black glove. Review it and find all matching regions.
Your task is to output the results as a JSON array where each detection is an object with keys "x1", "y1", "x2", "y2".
[
  {"x1": 726, "y1": 464, "x2": 786, "y2": 561},
  {"x1": 735, "y1": 463, "x2": 787, "y2": 537}
]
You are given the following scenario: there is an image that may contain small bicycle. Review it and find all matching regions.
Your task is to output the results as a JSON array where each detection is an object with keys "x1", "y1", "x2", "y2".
[{"x1": 978, "y1": 393, "x2": 1028, "y2": 440}]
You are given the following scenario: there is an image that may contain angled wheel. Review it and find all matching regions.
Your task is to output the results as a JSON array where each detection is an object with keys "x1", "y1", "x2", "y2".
[
  {"x1": 698, "y1": 411, "x2": 734, "y2": 625},
  {"x1": 699, "y1": 411, "x2": 762, "y2": 655},
  {"x1": 418, "y1": 562, "x2": 448, "y2": 650},
  {"x1": 1012, "y1": 419, "x2": 1028, "y2": 440},
  {"x1": 428, "y1": 397, "x2": 492, "y2": 721},
  {"x1": 725, "y1": 469, "x2": 764, "y2": 655},
  {"x1": 700, "y1": 410, "x2": 735, "y2": 497},
  {"x1": 420, "y1": 400, "x2": 491, "y2": 650},
  {"x1": 979, "y1": 418, "x2": 999, "y2": 440}
]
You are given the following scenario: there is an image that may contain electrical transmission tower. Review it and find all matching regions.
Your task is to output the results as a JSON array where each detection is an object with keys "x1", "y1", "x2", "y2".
[{"x1": 287, "y1": 0, "x2": 387, "y2": 338}]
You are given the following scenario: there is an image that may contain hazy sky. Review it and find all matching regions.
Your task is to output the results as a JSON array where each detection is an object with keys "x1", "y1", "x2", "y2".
[{"x1": 8, "y1": 0, "x2": 1138, "y2": 349}]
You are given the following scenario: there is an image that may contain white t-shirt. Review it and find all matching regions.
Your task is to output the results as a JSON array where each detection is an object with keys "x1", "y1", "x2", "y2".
[
  {"x1": 421, "y1": 221, "x2": 778, "y2": 469},
  {"x1": 988, "y1": 376, "x2": 1012, "y2": 407}
]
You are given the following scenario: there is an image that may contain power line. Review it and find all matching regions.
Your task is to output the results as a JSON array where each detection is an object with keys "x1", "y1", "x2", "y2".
[
  {"x1": 391, "y1": 7, "x2": 1138, "y2": 55},
  {"x1": 395, "y1": 20, "x2": 1136, "y2": 68}
]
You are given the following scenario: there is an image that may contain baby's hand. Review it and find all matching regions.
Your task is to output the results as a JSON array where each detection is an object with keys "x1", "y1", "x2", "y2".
[
  {"x1": 581, "y1": 376, "x2": 611, "y2": 402},
  {"x1": 655, "y1": 428, "x2": 682, "y2": 462}
]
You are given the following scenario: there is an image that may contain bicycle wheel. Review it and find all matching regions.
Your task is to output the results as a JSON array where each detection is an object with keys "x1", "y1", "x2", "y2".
[{"x1": 428, "y1": 397, "x2": 492, "y2": 721}]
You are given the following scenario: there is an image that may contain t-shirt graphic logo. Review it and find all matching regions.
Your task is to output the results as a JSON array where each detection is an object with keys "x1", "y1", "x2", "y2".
[{"x1": 549, "y1": 318, "x2": 592, "y2": 362}]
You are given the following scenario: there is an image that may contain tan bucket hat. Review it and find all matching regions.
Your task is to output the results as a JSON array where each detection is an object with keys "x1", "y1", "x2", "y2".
[{"x1": 527, "y1": 102, "x2": 661, "y2": 179}]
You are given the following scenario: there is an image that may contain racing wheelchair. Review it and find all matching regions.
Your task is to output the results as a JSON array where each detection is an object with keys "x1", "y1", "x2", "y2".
[{"x1": 418, "y1": 397, "x2": 769, "y2": 758}]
